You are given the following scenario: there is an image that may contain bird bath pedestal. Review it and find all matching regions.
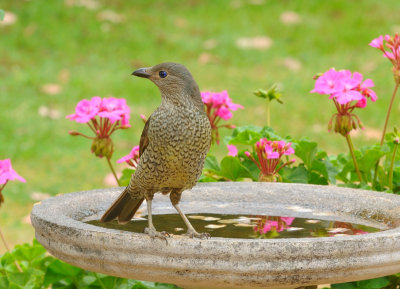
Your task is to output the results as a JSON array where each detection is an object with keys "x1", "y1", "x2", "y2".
[{"x1": 31, "y1": 182, "x2": 400, "y2": 289}]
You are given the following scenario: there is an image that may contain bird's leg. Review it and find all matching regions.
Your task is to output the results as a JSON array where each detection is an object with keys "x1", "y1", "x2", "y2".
[
  {"x1": 170, "y1": 190, "x2": 210, "y2": 239},
  {"x1": 144, "y1": 193, "x2": 169, "y2": 239}
]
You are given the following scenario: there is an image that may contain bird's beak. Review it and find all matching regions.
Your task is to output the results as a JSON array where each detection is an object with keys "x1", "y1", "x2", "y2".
[{"x1": 132, "y1": 68, "x2": 150, "y2": 78}]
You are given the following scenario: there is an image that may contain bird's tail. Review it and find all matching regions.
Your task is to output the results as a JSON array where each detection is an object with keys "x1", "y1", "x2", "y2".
[{"x1": 100, "y1": 186, "x2": 144, "y2": 224}]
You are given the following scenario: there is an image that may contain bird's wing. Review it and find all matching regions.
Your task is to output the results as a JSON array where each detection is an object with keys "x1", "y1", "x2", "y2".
[{"x1": 139, "y1": 115, "x2": 152, "y2": 157}]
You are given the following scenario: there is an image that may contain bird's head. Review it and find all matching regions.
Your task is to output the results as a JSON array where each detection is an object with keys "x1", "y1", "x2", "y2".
[{"x1": 132, "y1": 62, "x2": 203, "y2": 109}]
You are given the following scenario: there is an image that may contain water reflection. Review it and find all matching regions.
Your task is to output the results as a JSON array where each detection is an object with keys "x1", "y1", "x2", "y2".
[
  {"x1": 86, "y1": 213, "x2": 380, "y2": 239},
  {"x1": 252, "y1": 216, "x2": 370, "y2": 239}
]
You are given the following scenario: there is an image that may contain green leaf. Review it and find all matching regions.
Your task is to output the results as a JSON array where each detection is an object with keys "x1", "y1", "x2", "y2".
[
  {"x1": 308, "y1": 159, "x2": 337, "y2": 185},
  {"x1": 7, "y1": 272, "x2": 33, "y2": 288},
  {"x1": 279, "y1": 166, "x2": 308, "y2": 183},
  {"x1": 119, "y1": 168, "x2": 135, "y2": 187},
  {"x1": 198, "y1": 174, "x2": 218, "y2": 182},
  {"x1": 153, "y1": 283, "x2": 180, "y2": 289},
  {"x1": 93, "y1": 273, "x2": 122, "y2": 288},
  {"x1": 331, "y1": 282, "x2": 358, "y2": 289},
  {"x1": 324, "y1": 159, "x2": 338, "y2": 184},
  {"x1": 12, "y1": 242, "x2": 46, "y2": 263},
  {"x1": 239, "y1": 158, "x2": 260, "y2": 181},
  {"x1": 82, "y1": 275, "x2": 97, "y2": 285},
  {"x1": 47, "y1": 260, "x2": 81, "y2": 277},
  {"x1": 357, "y1": 146, "x2": 388, "y2": 178},
  {"x1": 219, "y1": 156, "x2": 254, "y2": 181},
  {"x1": 203, "y1": 155, "x2": 220, "y2": 171},
  {"x1": 308, "y1": 171, "x2": 328, "y2": 185},
  {"x1": 357, "y1": 277, "x2": 390, "y2": 288},
  {"x1": 294, "y1": 140, "x2": 318, "y2": 169},
  {"x1": 0, "y1": 276, "x2": 9, "y2": 289},
  {"x1": 44, "y1": 259, "x2": 82, "y2": 286},
  {"x1": 227, "y1": 129, "x2": 262, "y2": 146},
  {"x1": 0, "y1": 10, "x2": 4, "y2": 21}
]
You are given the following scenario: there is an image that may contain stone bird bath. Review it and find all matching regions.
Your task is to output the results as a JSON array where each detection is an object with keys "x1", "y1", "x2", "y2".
[{"x1": 31, "y1": 182, "x2": 400, "y2": 289}]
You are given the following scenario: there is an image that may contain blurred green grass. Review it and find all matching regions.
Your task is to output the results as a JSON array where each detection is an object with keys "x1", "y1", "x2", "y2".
[{"x1": 1, "y1": 0, "x2": 400, "y2": 252}]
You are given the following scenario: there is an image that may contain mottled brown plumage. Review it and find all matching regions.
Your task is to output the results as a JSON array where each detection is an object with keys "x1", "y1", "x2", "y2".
[{"x1": 101, "y1": 62, "x2": 211, "y2": 238}]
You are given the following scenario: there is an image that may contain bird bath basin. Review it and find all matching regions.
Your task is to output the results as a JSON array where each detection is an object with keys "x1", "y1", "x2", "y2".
[{"x1": 31, "y1": 182, "x2": 400, "y2": 289}]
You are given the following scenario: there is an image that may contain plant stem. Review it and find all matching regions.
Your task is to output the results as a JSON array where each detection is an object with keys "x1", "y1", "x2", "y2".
[
  {"x1": 373, "y1": 82, "x2": 400, "y2": 188},
  {"x1": 380, "y1": 82, "x2": 400, "y2": 145},
  {"x1": 345, "y1": 134, "x2": 363, "y2": 183},
  {"x1": 106, "y1": 156, "x2": 121, "y2": 186},
  {"x1": 0, "y1": 227, "x2": 22, "y2": 272},
  {"x1": 266, "y1": 98, "x2": 270, "y2": 126},
  {"x1": 389, "y1": 144, "x2": 398, "y2": 190}
]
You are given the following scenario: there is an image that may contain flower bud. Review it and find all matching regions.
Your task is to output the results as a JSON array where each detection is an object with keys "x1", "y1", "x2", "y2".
[
  {"x1": 335, "y1": 114, "x2": 353, "y2": 136},
  {"x1": 69, "y1": 130, "x2": 81, "y2": 136},
  {"x1": 140, "y1": 114, "x2": 147, "y2": 123},
  {"x1": 259, "y1": 173, "x2": 277, "y2": 182},
  {"x1": 91, "y1": 137, "x2": 114, "y2": 158}
]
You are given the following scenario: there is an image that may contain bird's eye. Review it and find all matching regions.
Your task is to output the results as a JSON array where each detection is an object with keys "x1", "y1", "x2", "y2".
[{"x1": 159, "y1": 71, "x2": 168, "y2": 78}]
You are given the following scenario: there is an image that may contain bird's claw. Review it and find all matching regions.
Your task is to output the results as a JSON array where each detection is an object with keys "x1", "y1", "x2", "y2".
[
  {"x1": 184, "y1": 230, "x2": 210, "y2": 239},
  {"x1": 144, "y1": 227, "x2": 170, "y2": 240}
]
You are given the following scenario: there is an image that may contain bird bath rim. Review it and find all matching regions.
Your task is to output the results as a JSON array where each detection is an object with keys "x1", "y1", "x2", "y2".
[{"x1": 31, "y1": 182, "x2": 400, "y2": 289}]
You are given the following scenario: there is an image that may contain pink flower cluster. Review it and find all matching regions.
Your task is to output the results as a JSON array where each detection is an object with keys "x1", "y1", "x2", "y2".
[
  {"x1": 201, "y1": 90, "x2": 244, "y2": 120},
  {"x1": 67, "y1": 96, "x2": 130, "y2": 126},
  {"x1": 245, "y1": 139, "x2": 295, "y2": 182},
  {"x1": 0, "y1": 159, "x2": 25, "y2": 185},
  {"x1": 201, "y1": 90, "x2": 243, "y2": 144},
  {"x1": 254, "y1": 216, "x2": 295, "y2": 235},
  {"x1": 117, "y1": 145, "x2": 140, "y2": 169},
  {"x1": 370, "y1": 34, "x2": 400, "y2": 67},
  {"x1": 311, "y1": 69, "x2": 377, "y2": 136},
  {"x1": 311, "y1": 68, "x2": 376, "y2": 108},
  {"x1": 0, "y1": 159, "x2": 26, "y2": 206},
  {"x1": 67, "y1": 96, "x2": 131, "y2": 158},
  {"x1": 227, "y1": 144, "x2": 238, "y2": 156}
]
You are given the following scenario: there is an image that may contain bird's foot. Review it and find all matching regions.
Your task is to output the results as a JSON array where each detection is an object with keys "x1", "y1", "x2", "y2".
[
  {"x1": 144, "y1": 227, "x2": 170, "y2": 240},
  {"x1": 184, "y1": 229, "x2": 210, "y2": 239}
]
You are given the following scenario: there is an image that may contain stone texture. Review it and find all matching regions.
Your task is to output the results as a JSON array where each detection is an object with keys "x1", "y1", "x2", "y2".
[{"x1": 31, "y1": 182, "x2": 400, "y2": 289}]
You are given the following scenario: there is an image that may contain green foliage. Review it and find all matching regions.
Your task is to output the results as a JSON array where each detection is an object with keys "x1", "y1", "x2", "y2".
[
  {"x1": 332, "y1": 277, "x2": 390, "y2": 289},
  {"x1": 203, "y1": 125, "x2": 400, "y2": 192},
  {"x1": 0, "y1": 240, "x2": 180, "y2": 289},
  {"x1": 0, "y1": 9, "x2": 4, "y2": 21},
  {"x1": 119, "y1": 168, "x2": 135, "y2": 187},
  {"x1": 203, "y1": 155, "x2": 255, "y2": 181}
]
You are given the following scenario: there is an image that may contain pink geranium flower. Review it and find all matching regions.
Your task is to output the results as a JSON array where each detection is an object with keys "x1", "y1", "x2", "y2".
[
  {"x1": 117, "y1": 145, "x2": 140, "y2": 169},
  {"x1": 369, "y1": 35, "x2": 384, "y2": 49},
  {"x1": 98, "y1": 97, "x2": 131, "y2": 125},
  {"x1": 311, "y1": 68, "x2": 377, "y2": 136},
  {"x1": 67, "y1": 96, "x2": 131, "y2": 158},
  {"x1": 370, "y1": 33, "x2": 400, "y2": 83},
  {"x1": 0, "y1": 159, "x2": 26, "y2": 185},
  {"x1": 311, "y1": 68, "x2": 345, "y2": 95},
  {"x1": 245, "y1": 138, "x2": 295, "y2": 182},
  {"x1": 0, "y1": 159, "x2": 26, "y2": 206},
  {"x1": 226, "y1": 144, "x2": 238, "y2": 157},
  {"x1": 201, "y1": 90, "x2": 243, "y2": 144},
  {"x1": 66, "y1": 96, "x2": 101, "y2": 123},
  {"x1": 254, "y1": 216, "x2": 295, "y2": 235}
]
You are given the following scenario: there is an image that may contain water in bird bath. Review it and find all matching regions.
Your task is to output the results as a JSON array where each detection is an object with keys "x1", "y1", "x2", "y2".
[{"x1": 86, "y1": 213, "x2": 381, "y2": 239}]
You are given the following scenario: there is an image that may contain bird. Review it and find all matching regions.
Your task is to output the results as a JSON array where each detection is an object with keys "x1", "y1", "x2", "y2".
[{"x1": 100, "y1": 62, "x2": 212, "y2": 239}]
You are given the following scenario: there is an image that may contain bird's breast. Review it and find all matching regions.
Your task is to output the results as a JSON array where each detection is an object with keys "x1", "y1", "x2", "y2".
[{"x1": 149, "y1": 106, "x2": 211, "y2": 148}]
